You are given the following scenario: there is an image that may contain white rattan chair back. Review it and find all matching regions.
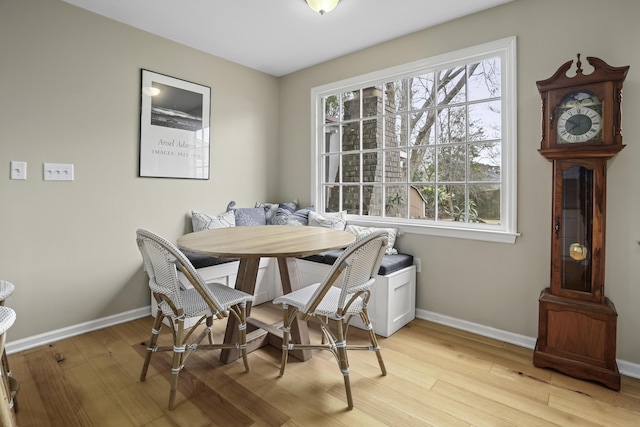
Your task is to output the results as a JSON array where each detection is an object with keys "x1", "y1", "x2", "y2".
[
  {"x1": 0, "y1": 308, "x2": 15, "y2": 338},
  {"x1": 0, "y1": 282, "x2": 14, "y2": 303},
  {"x1": 303, "y1": 230, "x2": 388, "y2": 316},
  {"x1": 136, "y1": 229, "x2": 226, "y2": 317}
]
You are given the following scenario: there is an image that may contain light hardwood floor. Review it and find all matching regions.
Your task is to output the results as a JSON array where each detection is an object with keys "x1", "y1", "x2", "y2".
[{"x1": 8, "y1": 304, "x2": 640, "y2": 426}]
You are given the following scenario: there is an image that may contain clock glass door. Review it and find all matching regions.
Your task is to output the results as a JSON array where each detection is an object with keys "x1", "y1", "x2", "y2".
[{"x1": 561, "y1": 165, "x2": 593, "y2": 292}]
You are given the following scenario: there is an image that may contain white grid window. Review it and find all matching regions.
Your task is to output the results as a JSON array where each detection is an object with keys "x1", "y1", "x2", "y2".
[{"x1": 310, "y1": 37, "x2": 518, "y2": 243}]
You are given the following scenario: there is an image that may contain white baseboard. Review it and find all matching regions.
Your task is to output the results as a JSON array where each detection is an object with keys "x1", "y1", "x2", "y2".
[
  {"x1": 6, "y1": 306, "x2": 639, "y2": 381},
  {"x1": 616, "y1": 360, "x2": 640, "y2": 380},
  {"x1": 416, "y1": 308, "x2": 640, "y2": 380},
  {"x1": 5, "y1": 306, "x2": 151, "y2": 355}
]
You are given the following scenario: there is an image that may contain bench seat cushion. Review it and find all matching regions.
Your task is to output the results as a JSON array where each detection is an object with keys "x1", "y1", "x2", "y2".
[
  {"x1": 302, "y1": 250, "x2": 413, "y2": 276},
  {"x1": 181, "y1": 250, "x2": 238, "y2": 269},
  {"x1": 182, "y1": 248, "x2": 413, "y2": 276}
]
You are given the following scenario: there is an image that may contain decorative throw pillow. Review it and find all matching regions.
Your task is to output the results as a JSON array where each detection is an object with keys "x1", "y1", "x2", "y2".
[
  {"x1": 255, "y1": 203, "x2": 279, "y2": 224},
  {"x1": 279, "y1": 198, "x2": 299, "y2": 212},
  {"x1": 226, "y1": 201, "x2": 267, "y2": 226},
  {"x1": 272, "y1": 206, "x2": 314, "y2": 226},
  {"x1": 272, "y1": 207, "x2": 291, "y2": 225},
  {"x1": 287, "y1": 207, "x2": 315, "y2": 226},
  {"x1": 256, "y1": 198, "x2": 299, "y2": 225},
  {"x1": 345, "y1": 224, "x2": 399, "y2": 255},
  {"x1": 308, "y1": 211, "x2": 347, "y2": 230},
  {"x1": 191, "y1": 210, "x2": 235, "y2": 232}
]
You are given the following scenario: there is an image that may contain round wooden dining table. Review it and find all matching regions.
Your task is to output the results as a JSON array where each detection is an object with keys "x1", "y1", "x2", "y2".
[{"x1": 177, "y1": 225, "x2": 355, "y2": 363}]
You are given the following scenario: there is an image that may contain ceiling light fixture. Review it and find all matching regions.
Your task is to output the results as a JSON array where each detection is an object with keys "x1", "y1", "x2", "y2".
[{"x1": 306, "y1": 0, "x2": 340, "y2": 15}]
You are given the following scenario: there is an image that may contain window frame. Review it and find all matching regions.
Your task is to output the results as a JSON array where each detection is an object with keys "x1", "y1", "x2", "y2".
[{"x1": 310, "y1": 37, "x2": 518, "y2": 244}]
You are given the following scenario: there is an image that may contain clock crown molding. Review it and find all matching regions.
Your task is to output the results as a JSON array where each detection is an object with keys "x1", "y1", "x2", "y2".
[{"x1": 536, "y1": 54, "x2": 629, "y2": 92}]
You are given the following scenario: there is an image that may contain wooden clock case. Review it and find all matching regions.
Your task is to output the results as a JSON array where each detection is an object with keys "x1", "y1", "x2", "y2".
[{"x1": 533, "y1": 55, "x2": 629, "y2": 391}]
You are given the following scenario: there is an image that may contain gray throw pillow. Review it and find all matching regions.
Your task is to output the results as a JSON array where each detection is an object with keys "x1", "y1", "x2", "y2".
[{"x1": 227, "y1": 201, "x2": 268, "y2": 226}]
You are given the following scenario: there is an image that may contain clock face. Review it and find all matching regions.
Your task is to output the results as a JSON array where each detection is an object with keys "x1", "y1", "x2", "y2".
[{"x1": 556, "y1": 91, "x2": 602, "y2": 144}]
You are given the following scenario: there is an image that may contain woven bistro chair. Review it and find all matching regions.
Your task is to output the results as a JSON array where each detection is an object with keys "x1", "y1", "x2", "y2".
[
  {"x1": 136, "y1": 229, "x2": 254, "y2": 410},
  {"x1": 273, "y1": 230, "x2": 388, "y2": 409},
  {"x1": 0, "y1": 306, "x2": 16, "y2": 427}
]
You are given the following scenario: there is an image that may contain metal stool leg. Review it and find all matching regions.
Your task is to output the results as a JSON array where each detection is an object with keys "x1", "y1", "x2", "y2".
[
  {"x1": 0, "y1": 307, "x2": 16, "y2": 426},
  {"x1": 1, "y1": 350, "x2": 17, "y2": 411},
  {"x1": 0, "y1": 283, "x2": 17, "y2": 413}
]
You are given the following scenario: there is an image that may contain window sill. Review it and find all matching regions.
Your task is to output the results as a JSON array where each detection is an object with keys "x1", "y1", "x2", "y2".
[{"x1": 347, "y1": 218, "x2": 520, "y2": 244}]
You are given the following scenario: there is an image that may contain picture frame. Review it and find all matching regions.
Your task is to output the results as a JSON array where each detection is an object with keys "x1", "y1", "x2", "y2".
[{"x1": 139, "y1": 70, "x2": 211, "y2": 179}]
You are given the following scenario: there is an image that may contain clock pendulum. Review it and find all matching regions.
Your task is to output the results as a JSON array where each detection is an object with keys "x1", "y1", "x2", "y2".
[{"x1": 568, "y1": 171, "x2": 588, "y2": 262}]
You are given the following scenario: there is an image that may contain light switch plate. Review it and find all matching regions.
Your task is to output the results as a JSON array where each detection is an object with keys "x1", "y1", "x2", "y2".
[
  {"x1": 10, "y1": 161, "x2": 27, "y2": 180},
  {"x1": 43, "y1": 163, "x2": 74, "y2": 181}
]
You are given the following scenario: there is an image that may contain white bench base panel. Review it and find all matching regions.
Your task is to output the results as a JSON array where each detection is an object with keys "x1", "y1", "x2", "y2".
[{"x1": 295, "y1": 259, "x2": 416, "y2": 337}]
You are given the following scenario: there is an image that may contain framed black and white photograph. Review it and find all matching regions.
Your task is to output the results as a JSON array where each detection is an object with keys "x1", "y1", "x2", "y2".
[{"x1": 139, "y1": 70, "x2": 210, "y2": 179}]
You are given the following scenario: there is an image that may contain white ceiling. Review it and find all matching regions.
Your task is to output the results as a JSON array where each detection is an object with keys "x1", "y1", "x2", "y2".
[{"x1": 64, "y1": 0, "x2": 513, "y2": 77}]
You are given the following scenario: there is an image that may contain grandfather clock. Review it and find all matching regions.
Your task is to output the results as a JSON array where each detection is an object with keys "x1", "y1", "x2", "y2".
[{"x1": 533, "y1": 55, "x2": 629, "y2": 390}]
